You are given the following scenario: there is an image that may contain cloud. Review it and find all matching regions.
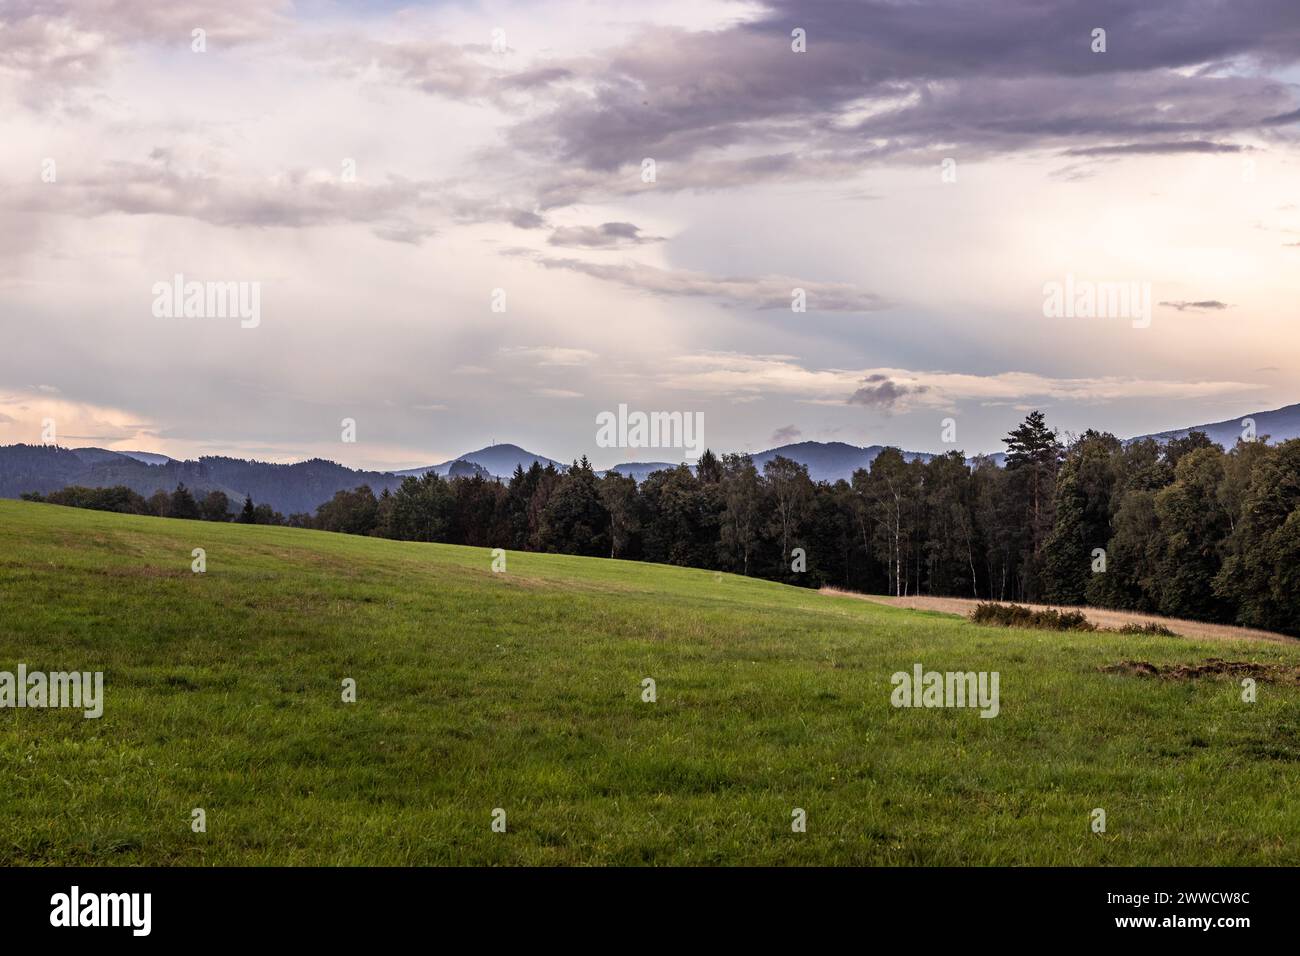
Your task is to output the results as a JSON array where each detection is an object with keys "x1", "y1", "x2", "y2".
[
  {"x1": 0, "y1": 389, "x2": 160, "y2": 447},
  {"x1": 847, "y1": 374, "x2": 930, "y2": 410},
  {"x1": 1065, "y1": 141, "x2": 1246, "y2": 156},
  {"x1": 547, "y1": 222, "x2": 664, "y2": 248},
  {"x1": 2, "y1": 0, "x2": 1297, "y2": 468},
  {"x1": 534, "y1": 388, "x2": 583, "y2": 399},
  {"x1": 535, "y1": 258, "x2": 889, "y2": 312},
  {"x1": 12, "y1": 0, "x2": 1300, "y2": 220},
  {"x1": 501, "y1": 346, "x2": 598, "y2": 367},
  {"x1": 0, "y1": 0, "x2": 291, "y2": 103},
  {"x1": 510, "y1": 210, "x2": 547, "y2": 229},
  {"x1": 11, "y1": 155, "x2": 446, "y2": 243},
  {"x1": 304, "y1": 35, "x2": 497, "y2": 102},
  {"x1": 304, "y1": 34, "x2": 575, "y2": 106},
  {"x1": 1159, "y1": 300, "x2": 1231, "y2": 311},
  {"x1": 655, "y1": 353, "x2": 1265, "y2": 409},
  {"x1": 501, "y1": 0, "x2": 1300, "y2": 210},
  {"x1": 770, "y1": 425, "x2": 802, "y2": 444}
]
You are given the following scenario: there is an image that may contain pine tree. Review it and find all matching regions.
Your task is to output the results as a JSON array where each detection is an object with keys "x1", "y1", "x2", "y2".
[
  {"x1": 169, "y1": 482, "x2": 200, "y2": 520},
  {"x1": 696, "y1": 448, "x2": 722, "y2": 484},
  {"x1": 1002, "y1": 411, "x2": 1063, "y2": 600}
]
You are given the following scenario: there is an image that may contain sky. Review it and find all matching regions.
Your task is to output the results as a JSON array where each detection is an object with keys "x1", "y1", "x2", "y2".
[{"x1": 1, "y1": 0, "x2": 1298, "y2": 471}]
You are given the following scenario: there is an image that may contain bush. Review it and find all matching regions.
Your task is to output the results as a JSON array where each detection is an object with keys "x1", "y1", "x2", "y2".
[
  {"x1": 1116, "y1": 621, "x2": 1178, "y2": 637},
  {"x1": 970, "y1": 602, "x2": 1096, "y2": 632}
]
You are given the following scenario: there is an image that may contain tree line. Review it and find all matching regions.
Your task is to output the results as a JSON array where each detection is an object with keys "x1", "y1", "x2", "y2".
[
  {"x1": 22, "y1": 484, "x2": 284, "y2": 525},
  {"x1": 22, "y1": 410, "x2": 1300, "y2": 635}
]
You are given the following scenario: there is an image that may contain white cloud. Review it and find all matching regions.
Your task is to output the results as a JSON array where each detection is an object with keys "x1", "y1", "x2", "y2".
[
  {"x1": 657, "y1": 353, "x2": 1264, "y2": 409},
  {"x1": 502, "y1": 346, "x2": 599, "y2": 366}
]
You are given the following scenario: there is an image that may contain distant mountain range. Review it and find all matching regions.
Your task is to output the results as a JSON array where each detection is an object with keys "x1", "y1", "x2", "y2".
[
  {"x1": 388, "y1": 440, "x2": 940, "y2": 483},
  {"x1": 4, "y1": 402, "x2": 1297, "y2": 516}
]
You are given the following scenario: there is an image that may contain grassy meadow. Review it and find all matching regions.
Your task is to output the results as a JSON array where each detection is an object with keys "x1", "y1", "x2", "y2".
[{"x1": 0, "y1": 498, "x2": 1297, "y2": 865}]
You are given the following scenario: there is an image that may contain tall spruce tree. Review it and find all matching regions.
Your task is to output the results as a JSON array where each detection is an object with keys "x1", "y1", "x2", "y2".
[{"x1": 1002, "y1": 411, "x2": 1063, "y2": 600}]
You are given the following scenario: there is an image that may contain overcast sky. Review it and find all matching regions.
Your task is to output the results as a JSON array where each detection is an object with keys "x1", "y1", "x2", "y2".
[{"x1": 2, "y1": 0, "x2": 1299, "y2": 470}]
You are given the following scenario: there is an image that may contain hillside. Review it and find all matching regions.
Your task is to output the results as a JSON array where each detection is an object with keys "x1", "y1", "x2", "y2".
[
  {"x1": 1, "y1": 499, "x2": 1298, "y2": 865},
  {"x1": 395, "y1": 444, "x2": 563, "y2": 478},
  {"x1": 750, "y1": 441, "x2": 934, "y2": 482},
  {"x1": 1139, "y1": 402, "x2": 1300, "y2": 448},
  {"x1": 0, "y1": 445, "x2": 408, "y2": 515}
]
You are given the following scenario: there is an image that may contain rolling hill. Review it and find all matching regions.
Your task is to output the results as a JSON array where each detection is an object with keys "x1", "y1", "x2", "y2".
[
  {"x1": 1, "y1": 498, "x2": 1297, "y2": 865},
  {"x1": 0, "y1": 445, "x2": 409, "y2": 516}
]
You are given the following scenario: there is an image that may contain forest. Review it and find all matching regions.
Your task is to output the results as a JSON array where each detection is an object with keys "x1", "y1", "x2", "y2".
[{"x1": 24, "y1": 410, "x2": 1300, "y2": 636}]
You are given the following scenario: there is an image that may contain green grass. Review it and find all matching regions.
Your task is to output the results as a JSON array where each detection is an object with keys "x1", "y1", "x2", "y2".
[{"x1": 1, "y1": 498, "x2": 1298, "y2": 866}]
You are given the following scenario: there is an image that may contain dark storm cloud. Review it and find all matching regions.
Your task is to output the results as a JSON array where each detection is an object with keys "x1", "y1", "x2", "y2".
[
  {"x1": 507, "y1": 0, "x2": 1300, "y2": 203},
  {"x1": 14, "y1": 0, "x2": 1300, "y2": 230}
]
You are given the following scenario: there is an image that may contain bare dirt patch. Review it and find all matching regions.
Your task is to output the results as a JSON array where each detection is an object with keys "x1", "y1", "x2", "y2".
[
  {"x1": 1101, "y1": 659, "x2": 1300, "y2": 684},
  {"x1": 820, "y1": 589, "x2": 1295, "y2": 645}
]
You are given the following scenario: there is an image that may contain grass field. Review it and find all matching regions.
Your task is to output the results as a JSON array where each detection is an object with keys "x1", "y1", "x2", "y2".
[{"x1": 1, "y1": 498, "x2": 1298, "y2": 865}]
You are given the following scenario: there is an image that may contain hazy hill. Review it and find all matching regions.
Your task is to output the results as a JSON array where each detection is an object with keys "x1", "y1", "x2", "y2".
[
  {"x1": 750, "y1": 441, "x2": 934, "y2": 482},
  {"x1": 603, "y1": 442, "x2": 934, "y2": 483},
  {"x1": 1136, "y1": 402, "x2": 1300, "y2": 448},
  {"x1": 396, "y1": 443, "x2": 562, "y2": 477},
  {"x1": 198, "y1": 457, "x2": 407, "y2": 514},
  {"x1": 0, "y1": 445, "x2": 406, "y2": 516}
]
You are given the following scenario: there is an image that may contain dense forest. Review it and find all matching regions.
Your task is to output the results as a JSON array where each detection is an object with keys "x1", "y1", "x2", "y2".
[{"x1": 23, "y1": 410, "x2": 1300, "y2": 635}]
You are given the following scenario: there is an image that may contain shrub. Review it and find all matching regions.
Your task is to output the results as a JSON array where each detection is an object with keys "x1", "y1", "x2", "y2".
[
  {"x1": 1116, "y1": 621, "x2": 1178, "y2": 637},
  {"x1": 970, "y1": 602, "x2": 1096, "y2": 632}
]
